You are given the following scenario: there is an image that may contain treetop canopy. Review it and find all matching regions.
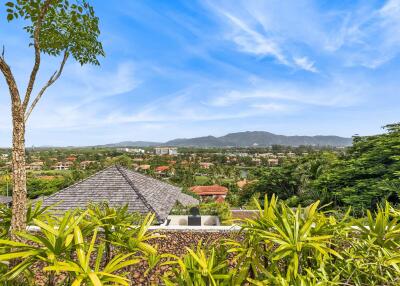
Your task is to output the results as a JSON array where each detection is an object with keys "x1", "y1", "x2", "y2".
[{"x1": 6, "y1": 0, "x2": 104, "y2": 65}]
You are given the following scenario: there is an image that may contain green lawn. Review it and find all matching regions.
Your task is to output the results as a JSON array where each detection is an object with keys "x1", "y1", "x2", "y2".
[{"x1": 195, "y1": 175, "x2": 211, "y2": 185}]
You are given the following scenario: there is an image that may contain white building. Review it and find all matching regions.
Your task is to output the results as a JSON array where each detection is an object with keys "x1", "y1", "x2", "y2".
[
  {"x1": 0, "y1": 154, "x2": 9, "y2": 160},
  {"x1": 155, "y1": 147, "x2": 178, "y2": 156},
  {"x1": 117, "y1": 148, "x2": 145, "y2": 154}
]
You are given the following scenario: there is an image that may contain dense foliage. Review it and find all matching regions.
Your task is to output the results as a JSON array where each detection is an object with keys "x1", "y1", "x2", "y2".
[
  {"x1": 1, "y1": 198, "x2": 400, "y2": 285},
  {"x1": 242, "y1": 123, "x2": 400, "y2": 215}
]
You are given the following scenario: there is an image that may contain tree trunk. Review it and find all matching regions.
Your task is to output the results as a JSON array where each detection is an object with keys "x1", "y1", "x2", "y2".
[{"x1": 10, "y1": 104, "x2": 27, "y2": 238}]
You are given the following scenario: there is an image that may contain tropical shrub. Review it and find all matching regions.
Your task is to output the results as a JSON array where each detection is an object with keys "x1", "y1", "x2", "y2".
[
  {"x1": 1, "y1": 198, "x2": 400, "y2": 285},
  {"x1": 0, "y1": 205, "x2": 159, "y2": 286},
  {"x1": 162, "y1": 242, "x2": 232, "y2": 286}
]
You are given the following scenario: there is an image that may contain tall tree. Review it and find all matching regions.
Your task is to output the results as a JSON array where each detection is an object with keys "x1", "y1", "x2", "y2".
[{"x1": 0, "y1": 0, "x2": 104, "y2": 236}]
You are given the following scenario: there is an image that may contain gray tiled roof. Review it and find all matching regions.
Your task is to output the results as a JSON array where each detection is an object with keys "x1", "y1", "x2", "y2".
[
  {"x1": 0, "y1": 196, "x2": 12, "y2": 204},
  {"x1": 41, "y1": 165, "x2": 198, "y2": 222}
]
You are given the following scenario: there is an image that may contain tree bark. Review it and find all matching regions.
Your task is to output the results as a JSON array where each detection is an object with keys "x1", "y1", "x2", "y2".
[
  {"x1": 0, "y1": 56, "x2": 27, "y2": 238},
  {"x1": 10, "y1": 104, "x2": 27, "y2": 238}
]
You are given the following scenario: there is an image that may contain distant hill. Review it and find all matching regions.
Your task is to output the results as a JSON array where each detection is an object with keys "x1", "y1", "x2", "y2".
[
  {"x1": 166, "y1": 136, "x2": 227, "y2": 147},
  {"x1": 103, "y1": 131, "x2": 352, "y2": 148},
  {"x1": 165, "y1": 131, "x2": 351, "y2": 147},
  {"x1": 100, "y1": 141, "x2": 162, "y2": 147}
]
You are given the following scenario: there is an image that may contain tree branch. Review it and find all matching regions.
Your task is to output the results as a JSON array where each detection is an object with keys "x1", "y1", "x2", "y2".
[
  {"x1": 25, "y1": 50, "x2": 69, "y2": 122},
  {"x1": 22, "y1": 0, "x2": 52, "y2": 112},
  {"x1": 0, "y1": 50, "x2": 21, "y2": 108}
]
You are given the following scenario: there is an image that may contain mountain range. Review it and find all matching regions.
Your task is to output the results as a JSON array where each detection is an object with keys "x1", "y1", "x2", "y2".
[{"x1": 101, "y1": 131, "x2": 352, "y2": 148}]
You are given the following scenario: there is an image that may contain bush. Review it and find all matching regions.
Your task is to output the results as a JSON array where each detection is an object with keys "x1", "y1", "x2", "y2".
[{"x1": 1, "y1": 198, "x2": 400, "y2": 285}]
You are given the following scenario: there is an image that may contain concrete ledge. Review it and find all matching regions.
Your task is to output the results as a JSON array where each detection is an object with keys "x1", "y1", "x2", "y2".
[
  {"x1": 149, "y1": 225, "x2": 241, "y2": 232},
  {"x1": 27, "y1": 225, "x2": 242, "y2": 232}
]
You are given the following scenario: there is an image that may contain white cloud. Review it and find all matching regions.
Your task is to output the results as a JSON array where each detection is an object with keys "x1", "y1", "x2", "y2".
[
  {"x1": 219, "y1": 10, "x2": 288, "y2": 64},
  {"x1": 203, "y1": 0, "x2": 400, "y2": 70},
  {"x1": 203, "y1": 1, "x2": 324, "y2": 72},
  {"x1": 293, "y1": 57, "x2": 318, "y2": 73}
]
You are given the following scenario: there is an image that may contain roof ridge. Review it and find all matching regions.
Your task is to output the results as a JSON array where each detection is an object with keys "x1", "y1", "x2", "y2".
[
  {"x1": 115, "y1": 165, "x2": 162, "y2": 222},
  {"x1": 41, "y1": 165, "x2": 117, "y2": 203}
]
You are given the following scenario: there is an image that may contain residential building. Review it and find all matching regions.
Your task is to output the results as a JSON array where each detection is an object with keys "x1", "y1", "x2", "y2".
[
  {"x1": 53, "y1": 161, "x2": 73, "y2": 170},
  {"x1": 199, "y1": 162, "x2": 214, "y2": 169},
  {"x1": 268, "y1": 158, "x2": 279, "y2": 166},
  {"x1": 66, "y1": 156, "x2": 77, "y2": 162},
  {"x1": 287, "y1": 152, "x2": 296, "y2": 157},
  {"x1": 190, "y1": 185, "x2": 228, "y2": 202},
  {"x1": 117, "y1": 148, "x2": 145, "y2": 154},
  {"x1": 40, "y1": 165, "x2": 198, "y2": 223},
  {"x1": 139, "y1": 164, "x2": 151, "y2": 170},
  {"x1": 155, "y1": 147, "x2": 178, "y2": 156},
  {"x1": 0, "y1": 154, "x2": 9, "y2": 160},
  {"x1": 26, "y1": 161, "x2": 44, "y2": 171},
  {"x1": 155, "y1": 166, "x2": 170, "y2": 173}
]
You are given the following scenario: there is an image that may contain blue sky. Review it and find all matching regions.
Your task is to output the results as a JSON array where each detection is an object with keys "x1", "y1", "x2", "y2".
[{"x1": 0, "y1": 0, "x2": 399, "y2": 146}]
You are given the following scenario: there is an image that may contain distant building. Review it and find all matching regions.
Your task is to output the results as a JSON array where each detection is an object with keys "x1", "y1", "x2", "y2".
[
  {"x1": 155, "y1": 166, "x2": 170, "y2": 173},
  {"x1": 267, "y1": 158, "x2": 279, "y2": 166},
  {"x1": 53, "y1": 161, "x2": 73, "y2": 170},
  {"x1": 190, "y1": 185, "x2": 228, "y2": 202},
  {"x1": 0, "y1": 154, "x2": 9, "y2": 160},
  {"x1": 66, "y1": 156, "x2": 77, "y2": 162},
  {"x1": 26, "y1": 161, "x2": 44, "y2": 171},
  {"x1": 155, "y1": 147, "x2": 178, "y2": 156},
  {"x1": 118, "y1": 148, "x2": 145, "y2": 154},
  {"x1": 139, "y1": 164, "x2": 151, "y2": 170},
  {"x1": 199, "y1": 162, "x2": 214, "y2": 169}
]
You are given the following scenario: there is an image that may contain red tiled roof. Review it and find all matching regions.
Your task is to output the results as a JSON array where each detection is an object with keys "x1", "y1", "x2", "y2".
[
  {"x1": 190, "y1": 185, "x2": 228, "y2": 196},
  {"x1": 155, "y1": 166, "x2": 169, "y2": 172}
]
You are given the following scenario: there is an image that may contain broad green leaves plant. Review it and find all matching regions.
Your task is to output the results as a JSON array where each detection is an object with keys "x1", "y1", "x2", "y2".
[
  {"x1": 0, "y1": 210, "x2": 86, "y2": 283},
  {"x1": 44, "y1": 226, "x2": 140, "y2": 286},
  {"x1": 0, "y1": 204, "x2": 161, "y2": 285},
  {"x1": 163, "y1": 242, "x2": 232, "y2": 286}
]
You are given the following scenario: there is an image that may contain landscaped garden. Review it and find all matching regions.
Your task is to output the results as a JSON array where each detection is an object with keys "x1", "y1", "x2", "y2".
[{"x1": 1, "y1": 196, "x2": 400, "y2": 285}]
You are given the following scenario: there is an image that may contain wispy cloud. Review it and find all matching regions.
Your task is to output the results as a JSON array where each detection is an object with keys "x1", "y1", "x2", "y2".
[
  {"x1": 293, "y1": 57, "x2": 318, "y2": 73},
  {"x1": 26, "y1": 61, "x2": 139, "y2": 129},
  {"x1": 203, "y1": 0, "x2": 400, "y2": 70},
  {"x1": 209, "y1": 76, "x2": 364, "y2": 109},
  {"x1": 216, "y1": 9, "x2": 288, "y2": 65}
]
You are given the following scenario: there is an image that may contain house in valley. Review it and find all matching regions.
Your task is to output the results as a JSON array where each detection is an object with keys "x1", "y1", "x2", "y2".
[
  {"x1": 26, "y1": 161, "x2": 44, "y2": 171},
  {"x1": 52, "y1": 161, "x2": 73, "y2": 170},
  {"x1": 190, "y1": 185, "x2": 228, "y2": 202}
]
